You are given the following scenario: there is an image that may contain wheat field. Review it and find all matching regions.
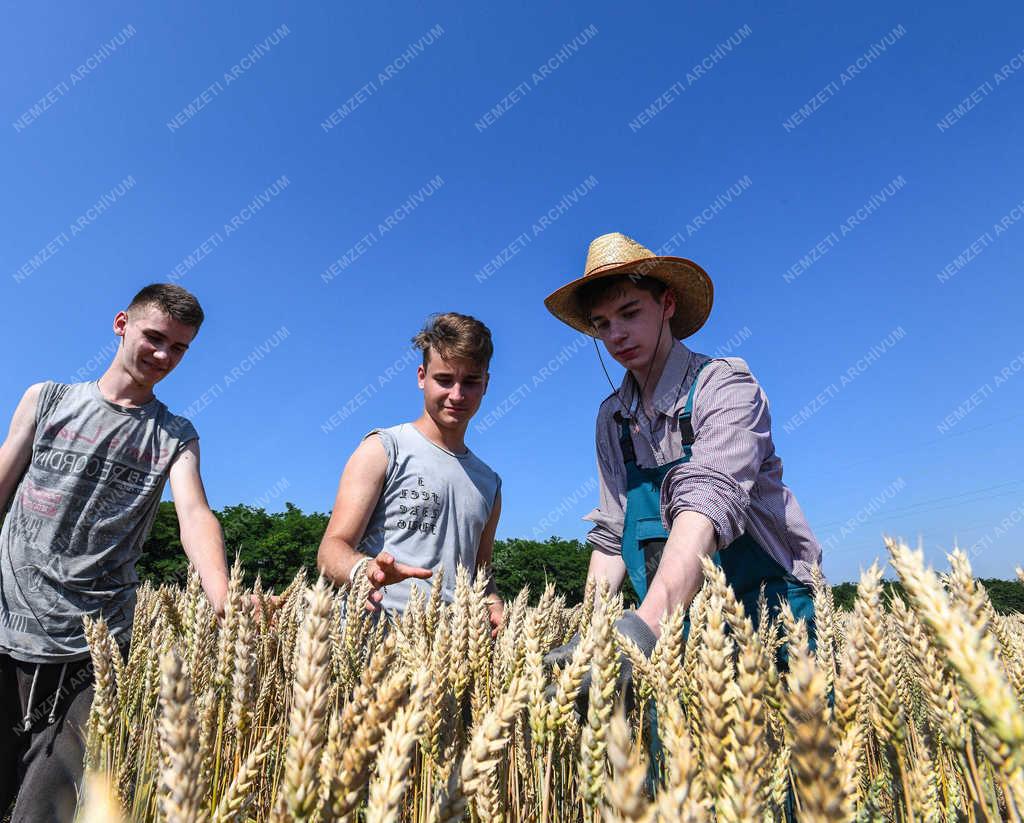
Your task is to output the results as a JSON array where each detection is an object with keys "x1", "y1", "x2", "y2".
[{"x1": 75, "y1": 539, "x2": 1024, "y2": 822}]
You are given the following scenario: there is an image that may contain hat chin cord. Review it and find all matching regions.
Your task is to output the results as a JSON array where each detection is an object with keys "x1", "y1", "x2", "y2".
[{"x1": 592, "y1": 307, "x2": 667, "y2": 422}]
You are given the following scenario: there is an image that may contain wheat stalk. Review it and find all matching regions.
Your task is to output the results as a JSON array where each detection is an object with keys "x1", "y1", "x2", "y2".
[
  {"x1": 213, "y1": 729, "x2": 277, "y2": 823},
  {"x1": 75, "y1": 769, "x2": 127, "y2": 823},
  {"x1": 601, "y1": 706, "x2": 653, "y2": 823},
  {"x1": 79, "y1": 558, "x2": 1024, "y2": 823},
  {"x1": 328, "y1": 669, "x2": 411, "y2": 820},
  {"x1": 434, "y1": 676, "x2": 528, "y2": 823},
  {"x1": 580, "y1": 589, "x2": 620, "y2": 807},
  {"x1": 889, "y1": 539, "x2": 1024, "y2": 765},
  {"x1": 784, "y1": 642, "x2": 850, "y2": 822},
  {"x1": 280, "y1": 576, "x2": 334, "y2": 819},
  {"x1": 364, "y1": 671, "x2": 430, "y2": 823},
  {"x1": 156, "y1": 649, "x2": 204, "y2": 823}
]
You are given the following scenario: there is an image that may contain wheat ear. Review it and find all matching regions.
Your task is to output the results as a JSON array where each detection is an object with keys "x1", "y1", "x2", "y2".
[
  {"x1": 84, "y1": 615, "x2": 117, "y2": 769},
  {"x1": 889, "y1": 539, "x2": 1024, "y2": 761},
  {"x1": 696, "y1": 556, "x2": 735, "y2": 805},
  {"x1": 434, "y1": 676, "x2": 528, "y2": 823},
  {"x1": 328, "y1": 669, "x2": 411, "y2": 820},
  {"x1": 75, "y1": 769, "x2": 127, "y2": 823},
  {"x1": 784, "y1": 643, "x2": 850, "y2": 822},
  {"x1": 601, "y1": 705, "x2": 652, "y2": 822},
  {"x1": 364, "y1": 670, "x2": 431, "y2": 823},
  {"x1": 280, "y1": 577, "x2": 334, "y2": 819},
  {"x1": 656, "y1": 701, "x2": 707, "y2": 821},
  {"x1": 213, "y1": 728, "x2": 278, "y2": 823},
  {"x1": 581, "y1": 588, "x2": 620, "y2": 807},
  {"x1": 157, "y1": 649, "x2": 205, "y2": 823}
]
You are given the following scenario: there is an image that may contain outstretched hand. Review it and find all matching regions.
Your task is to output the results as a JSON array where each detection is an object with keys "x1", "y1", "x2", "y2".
[
  {"x1": 362, "y1": 552, "x2": 432, "y2": 612},
  {"x1": 543, "y1": 633, "x2": 581, "y2": 671},
  {"x1": 543, "y1": 612, "x2": 657, "y2": 716},
  {"x1": 368, "y1": 551, "x2": 432, "y2": 586}
]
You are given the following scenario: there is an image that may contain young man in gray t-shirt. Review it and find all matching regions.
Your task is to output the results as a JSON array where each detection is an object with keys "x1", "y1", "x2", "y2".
[
  {"x1": 0, "y1": 284, "x2": 234, "y2": 822},
  {"x1": 318, "y1": 313, "x2": 503, "y2": 631}
]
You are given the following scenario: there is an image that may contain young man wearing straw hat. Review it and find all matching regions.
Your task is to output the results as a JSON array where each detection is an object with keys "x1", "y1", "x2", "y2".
[{"x1": 543, "y1": 232, "x2": 821, "y2": 693}]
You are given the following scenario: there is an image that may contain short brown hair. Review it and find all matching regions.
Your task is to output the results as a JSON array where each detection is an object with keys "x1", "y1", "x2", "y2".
[
  {"x1": 577, "y1": 274, "x2": 667, "y2": 322},
  {"x1": 127, "y1": 284, "x2": 205, "y2": 330},
  {"x1": 412, "y1": 312, "x2": 493, "y2": 369}
]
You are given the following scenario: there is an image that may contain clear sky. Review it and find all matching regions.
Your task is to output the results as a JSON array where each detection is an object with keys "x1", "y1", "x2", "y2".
[{"x1": 3, "y1": 1, "x2": 1023, "y2": 583}]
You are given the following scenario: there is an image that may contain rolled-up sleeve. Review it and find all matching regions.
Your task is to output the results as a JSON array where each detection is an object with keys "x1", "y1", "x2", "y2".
[
  {"x1": 584, "y1": 400, "x2": 627, "y2": 556},
  {"x1": 660, "y1": 359, "x2": 772, "y2": 551}
]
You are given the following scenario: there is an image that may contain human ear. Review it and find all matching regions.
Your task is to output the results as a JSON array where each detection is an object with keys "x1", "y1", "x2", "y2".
[{"x1": 663, "y1": 290, "x2": 676, "y2": 319}]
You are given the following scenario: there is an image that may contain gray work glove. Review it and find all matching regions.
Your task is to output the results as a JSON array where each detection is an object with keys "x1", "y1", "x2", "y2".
[
  {"x1": 543, "y1": 631, "x2": 581, "y2": 671},
  {"x1": 544, "y1": 611, "x2": 657, "y2": 716}
]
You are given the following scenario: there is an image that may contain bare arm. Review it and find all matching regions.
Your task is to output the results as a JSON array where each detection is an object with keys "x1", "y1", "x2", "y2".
[
  {"x1": 586, "y1": 549, "x2": 628, "y2": 593},
  {"x1": 644, "y1": 360, "x2": 773, "y2": 635},
  {"x1": 475, "y1": 489, "x2": 502, "y2": 631},
  {"x1": 317, "y1": 436, "x2": 388, "y2": 583},
  {"x1": 168, "y1": 440, "x2": 229, "y2": 616},
  {"x1": 635, "y1": 510, "x2": 717, "y2": 636},
  {"x1": 475, "y1": 489, "x2": 501, "y2": 592},
  {"x1": 0, "y1": 384, "x2": 43, "y2": 515},
  {"x1": 317, "y1": 436, "x2": 431, "y2": 601}
]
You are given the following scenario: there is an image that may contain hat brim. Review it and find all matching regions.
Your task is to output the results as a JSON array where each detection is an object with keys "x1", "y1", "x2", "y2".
[{"x1": 543, "y1": 256, "x2": 713, "y2": 339}]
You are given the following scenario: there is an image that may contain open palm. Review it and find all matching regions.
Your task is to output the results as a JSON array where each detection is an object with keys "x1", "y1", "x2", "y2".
[{"x1": 362, "y1": 552, "x2": 432, "y2": 612}]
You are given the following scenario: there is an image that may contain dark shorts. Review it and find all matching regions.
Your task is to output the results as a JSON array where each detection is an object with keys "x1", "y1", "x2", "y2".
[{"x1": 0, "y1": 653, "x2": 96, "y2": 823}]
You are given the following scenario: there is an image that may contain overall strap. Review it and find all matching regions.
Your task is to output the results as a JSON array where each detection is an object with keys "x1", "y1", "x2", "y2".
[
  {"x1": 616, "y1": 358, "x2": 716, "y2": 466},
  {"x1": 679, "y1": 359, "x2": 714, "y2": 458}
]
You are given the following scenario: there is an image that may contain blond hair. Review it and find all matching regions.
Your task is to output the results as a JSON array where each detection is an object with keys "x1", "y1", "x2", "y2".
[{"x1": 412, "y1": 312, "x2": 493, "y2": 369}]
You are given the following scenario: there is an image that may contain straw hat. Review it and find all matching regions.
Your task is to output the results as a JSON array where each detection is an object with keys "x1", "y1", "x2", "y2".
[{"x1": 544, "y1": 232, "x2": 713, "y2": 339}]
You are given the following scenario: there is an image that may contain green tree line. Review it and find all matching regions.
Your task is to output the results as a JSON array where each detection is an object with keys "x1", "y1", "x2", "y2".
[{"x1": 135, "y1": 501, "x2": 1024, "y2": 613}]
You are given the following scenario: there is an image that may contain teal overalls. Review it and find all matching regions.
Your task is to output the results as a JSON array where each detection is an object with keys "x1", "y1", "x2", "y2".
[
  {"x1": 620, "y1": 361, "x2": 813, "y2": 818},
  {"x1": 618, "y1": 360, "x2": 816, "y2": 645}
]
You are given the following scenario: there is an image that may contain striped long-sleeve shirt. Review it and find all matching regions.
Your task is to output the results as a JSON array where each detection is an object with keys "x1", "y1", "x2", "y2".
[{"x1": 584, "y1": 341, "x2": 822, "y2": 586}]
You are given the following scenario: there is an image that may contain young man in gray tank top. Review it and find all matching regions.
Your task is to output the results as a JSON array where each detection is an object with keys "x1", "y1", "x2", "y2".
[
  {"x1": 0, "y1": 284, "x2": 235, "y2": 822},
  {"x1": 318, "y1": 313, "x2": 503, "y2": 631}
]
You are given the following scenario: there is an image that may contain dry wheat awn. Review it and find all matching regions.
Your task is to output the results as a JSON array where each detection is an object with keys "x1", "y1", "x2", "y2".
[{"x1": 74, "y1": 549, "x2": 1024, "y2": 823}]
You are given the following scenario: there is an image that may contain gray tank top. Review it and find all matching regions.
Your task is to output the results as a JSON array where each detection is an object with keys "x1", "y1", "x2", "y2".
[
  {"x1": 357, "y1": 424, "x2": 500, "y2": 613},
  {"x1": 0, "y1": 381, "x2": 198, "y2": 662}
]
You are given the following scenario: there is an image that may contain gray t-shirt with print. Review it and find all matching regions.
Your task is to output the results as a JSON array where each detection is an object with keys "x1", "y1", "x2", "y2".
[
  {"x1": 357, "y1": 423, "x2": 500, "y2": 613},
  {"x1": 0, "y1": 381, "x2": 198, "y2": 662}
]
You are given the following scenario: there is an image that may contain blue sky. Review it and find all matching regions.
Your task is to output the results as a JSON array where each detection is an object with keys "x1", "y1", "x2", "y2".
[{"x1": 3, "y1": 1, "x2": 1023, "y2": 583}]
